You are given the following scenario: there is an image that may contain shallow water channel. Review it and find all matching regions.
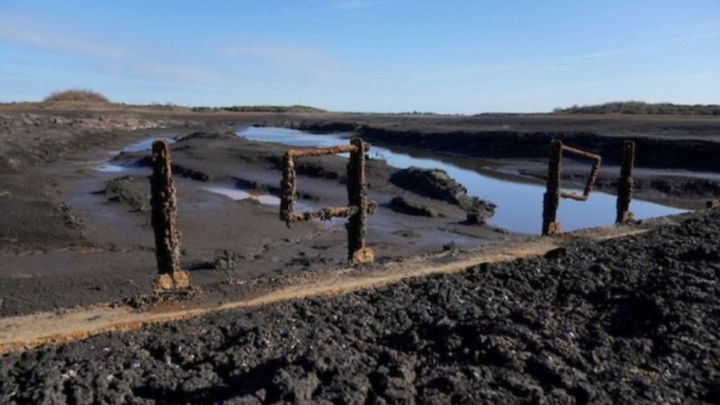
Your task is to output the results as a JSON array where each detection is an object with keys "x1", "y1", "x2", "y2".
[{"x1": 238, "y1": 126, "x2": 686, "y2": 234}]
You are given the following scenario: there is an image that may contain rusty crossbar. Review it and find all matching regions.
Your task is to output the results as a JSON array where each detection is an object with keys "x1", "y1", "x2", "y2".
[
  {"x1": 280, "y1": 137, "x2": 376, "y2": 264},
  {"x1": 558, "y1": 145, "x2": 602, "y2": 201},
  {"x1": 542, "y1": 139, "x2": 602, "y2": 236},
  {"x1": 150, "y1": 140, "x2": 190, "y2": 291},
  {"x1": 286, "y1": 144, "x2": 359, "y2": 158}
]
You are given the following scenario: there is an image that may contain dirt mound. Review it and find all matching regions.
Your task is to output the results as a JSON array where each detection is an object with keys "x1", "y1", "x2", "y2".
[
  {"x1": 104, "y1": 176, "x2": 150, "y2": 212},
  {"x1": 391, "y1": 167, "x2": 496, "y2": 222},
  {"x1": 391, "y1": 167, "x2": 468, "y2": 204},
  {"x1": 1, "y1": 211, "x2": 717, "y2": 403},
  {"x1": 43, "y1": 89, "x2": 110, "y2": 104}
]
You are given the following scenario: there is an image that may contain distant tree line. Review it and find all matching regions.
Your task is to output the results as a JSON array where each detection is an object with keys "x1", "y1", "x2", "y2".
[{"x1": 554, "y1": 101, "x2": 720, "y2": 115}]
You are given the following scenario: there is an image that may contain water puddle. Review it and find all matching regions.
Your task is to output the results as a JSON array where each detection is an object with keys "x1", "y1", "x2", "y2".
[
  {"x1": 238, "y1": 126, "x2": 687, "y2": 234},
  {"x1": 96, "y1": 164, "x2": 127, "y2": 173},
  {"x1": 202, "y1": 186, "x2": 280, "y2": 206},
  {"x1": 122, "y1": 136, "x2": 176, "y2": 153},
  {"x1": 93, "y1": 135, "x2": 176, "y2": 173}
]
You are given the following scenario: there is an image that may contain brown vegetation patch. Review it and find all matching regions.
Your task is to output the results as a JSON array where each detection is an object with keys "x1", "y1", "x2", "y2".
[{"x1": 43, "y1": 89, "x2": 110, "y2": 104}]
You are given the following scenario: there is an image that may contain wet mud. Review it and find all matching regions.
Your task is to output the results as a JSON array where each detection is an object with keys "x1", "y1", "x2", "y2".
[
  {"x1": 0, "y1": 116, "x2": 510, "y2": 317},
  {"x1": 1, "y1": 210, "x2": 718, "y2": 403}
]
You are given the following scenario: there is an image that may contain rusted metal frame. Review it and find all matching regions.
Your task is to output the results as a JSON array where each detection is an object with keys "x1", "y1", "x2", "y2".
[
  {"x1": 281, "y1": 142, "x2": 370, "y2": 225},
  {"x1": 558, "y1": 145, "x2": 602, "y2": 202},
  {"x1": 542, "y1": 140, "x2": 603, "y2": 236},
  {"x1": 346, "y1": 137, "x2": 373, "y2": 263},
  {"x1": 280, "y1": 152, "x2": 296, "y2": 224},
  {"x1": 286, "y1": 203, "x2": 377, "y2": 223},
  {"x1": 280, "y1": 146, "x2": 362, "y2": 224},
  {"x1": 279, "y1": 138, "x2": 376, "y2": 264},
  {"x1": 150, "y1": 140, "x2": 190, "y2": 291},
  {"x1": 288, "y1": 205, "x2": 359, "y2": 223},
  {"x1": 542, "y1": 139, "x2": 563, "y2": 236},
  {"x1": 616, "y1": 141, "x2": 635, "y2": 223}
]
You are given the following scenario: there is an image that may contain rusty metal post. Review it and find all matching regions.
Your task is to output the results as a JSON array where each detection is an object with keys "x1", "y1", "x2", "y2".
[
  {"x1": 542, "y1": 139, "x2": 562, "y2": 236},
  {"x1": 347, "y1": 137, "x2": 374, "y2": 264},
  {"x1": 150, "y1": 140, "x2": 190, "y2": 291},
  {"x1": 280, "y1": 151, "x2": 296, "y2": 225},
  {"x1": 616, "y1": 141, "x2": 635, "y2": 223}
]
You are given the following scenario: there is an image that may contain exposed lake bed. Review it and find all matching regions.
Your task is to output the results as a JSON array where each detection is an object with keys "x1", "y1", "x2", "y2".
[
  {"x1": 1, "y1": 109, "x2": 716, "y2": 319},
  {"x1": 1, "y1": 108, "x2": 719, "y2": 403}
]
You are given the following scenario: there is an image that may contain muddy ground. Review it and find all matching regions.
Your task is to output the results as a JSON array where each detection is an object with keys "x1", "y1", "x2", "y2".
[
  {"x1": 0, "y1": 209, "x2": 717, "y2": 403},
  {"x1": 0, "y1": 111, "x2": 511, "y2": 317},
  {"x1": 1, "y1": 106, "x2": 720, "y2": 402},
  {"x1": 0, "y1": 107, "x2": 719, "y2": 317}
]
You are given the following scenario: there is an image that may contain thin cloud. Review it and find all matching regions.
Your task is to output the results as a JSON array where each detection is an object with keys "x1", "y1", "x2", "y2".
[
  {"x1": 0, "y1": 16, "x2": 126, "y2": 59},
  {"x1": 102, "y1": 62, "x2": 219, "y2": 84},
  {"x1": 219, "y1": 44, "x2": 341, "y2": 80},
  {"x1": 413, "y1": 64, "x2": 572, "y2": 83},
  {"x1": 0, "y1": 14, "x2": 218, "y2": 84}
]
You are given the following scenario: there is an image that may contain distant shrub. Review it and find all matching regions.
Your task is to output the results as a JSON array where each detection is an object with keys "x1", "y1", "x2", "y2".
[
  {"x1": 554, "y1": 101, "x2": 720, "y2": 116},
  {"x1": 43, "y1": 89, "x2": 110, "y2": 104}
]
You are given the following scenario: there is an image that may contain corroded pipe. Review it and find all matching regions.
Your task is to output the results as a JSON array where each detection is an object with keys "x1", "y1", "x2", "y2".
[
  {"x1": 287, "y1": 144, "x2": 358, "y2": 158},
  {"x1": 347, "y1": 137, "x2": 374, "y2": 264},
  {"x1": 542, "y1": 139, "x2": 562, "y2": 236},
  {"x1": 286, "y1": 203, "x2": 377, "y2": 223},
  {"x1": 616, "y1": 141, "x2": 635, "y2": 223},
  {"x1": 150, "y1": 140, "x2": 190, "y2": 291},
  {"x1": 280, "y1": 151, "x2": 296, "y2": 224},
  {"x1": 559, "y1": 145, "x2": 602, "y2": 201},
  {"x1": 560, "y1": 145, "x2": 600, "y2": 161}
]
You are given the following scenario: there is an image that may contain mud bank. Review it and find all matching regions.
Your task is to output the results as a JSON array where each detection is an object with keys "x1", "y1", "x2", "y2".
[
  {"x1": 0, "y1": 209, "x2": 717, "y2": 403},
  {"x1": 296, "y1": 121, "x2": 720, "y2": 172},
  {"x1": 0, "y1": 120, "x2": 511, "y2": 318},
  {"x1": 520, "y1": 165, "x2": 720, "y2": 206}
]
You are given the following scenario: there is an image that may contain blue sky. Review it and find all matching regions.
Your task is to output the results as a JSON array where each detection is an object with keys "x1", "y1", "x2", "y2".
[{"x1": 1, "y1": 0, "x2": 719, "y2": 113}]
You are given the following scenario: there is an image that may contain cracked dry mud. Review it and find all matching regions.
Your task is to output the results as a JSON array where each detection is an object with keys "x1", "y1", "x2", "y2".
[{"x1": 1, "y1": 210, "x2": 719, "y2": 404}]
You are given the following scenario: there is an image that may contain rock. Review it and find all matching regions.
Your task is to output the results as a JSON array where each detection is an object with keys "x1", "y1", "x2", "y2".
[
  {"x1": 390, "y1": 167, "x2": 468, "y2": 205},
  {"x1": 269, "y1": 366, "x2": 320, "y2": 402},
  {"x1": 465, "y1": 198, "x2": 496, "y2": 225},
  {"x1": 105, "y1": 176, "x2": 149, "y2": 212},
  {"x1": 213, "y1": 250, "x2": 241, "y2": 271},
  {"x1": 389, "y1": 196, "x2": 439, "y2": 217},
  {"x1": 391, "y1": 167, "x2": 496, "y2": 222}
]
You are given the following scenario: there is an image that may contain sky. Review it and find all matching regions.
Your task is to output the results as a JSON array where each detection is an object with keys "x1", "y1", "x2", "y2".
[{"x1": 0, "y1": 0, "x2": 719, "y2": 113}]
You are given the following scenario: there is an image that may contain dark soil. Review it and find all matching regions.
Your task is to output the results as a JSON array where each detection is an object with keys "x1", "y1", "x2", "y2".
[
  {"x1": 389, "y1": 196, "x2": 442, "y2": 217},
  {"x1": 1, "y1": 210, "x2": 718, "y2": 403}
]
